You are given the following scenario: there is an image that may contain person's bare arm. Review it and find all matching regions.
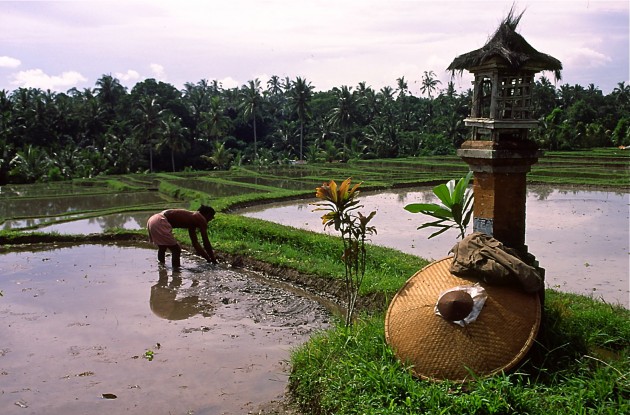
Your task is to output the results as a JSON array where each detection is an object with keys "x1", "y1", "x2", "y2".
[
  {"x1": 188, "y1": 224, "x2": 217, "y2": 264},
  {"x1": 199, "y1": 228, "x2": 217, "y2": 263}
]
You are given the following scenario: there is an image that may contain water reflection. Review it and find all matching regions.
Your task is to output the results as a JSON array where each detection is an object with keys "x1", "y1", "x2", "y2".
[
  {"x1": 150, "y1": 266, "x2": 214, "y2": 320},
  {"x1": 0, "y1": 192, "x2": 171, "y2": 219},
  {"x1": 94, "y1": 211, "x2": 147, "y2": 230},
  {"x1": 230, "y1": 176, "x2": 321, "y2": 190},
  {"x1": 17, "y1": 211, "x2": 153, "y2": 233},
  {"x1": 0, "y1": 182, "x2": 109, "y2": 198},
  {"x1": 166, "y1": 178, "x2": 265, "y2": 196},
  {"x1": 528, "y1": 186, "x2": 555, "y2": 200},
  {"x1": 1, "y1": 214, "x2": 84, "y2": 230}
]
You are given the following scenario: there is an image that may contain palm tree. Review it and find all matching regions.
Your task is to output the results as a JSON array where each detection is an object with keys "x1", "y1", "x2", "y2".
[
  {"x1": 209, "y1": 79, "x2": 222, "y2": 95},
  {"x1": 378, "y1": 86, "x2": 395, "y2": 102},
  {"x1": 355, "y1": 82, "x2": 377, "y2": 124},
  {"x1": 9, "y1": 144, "x2": 50, "y2": 182},
  {"x1": 304, "y1": 141, "x2": 324, "y2": 163},
  {"x1": 201, "y1": 140, "x2": 233, "y2": 170},
  {"x1": 328, "y1": 85, "x2": 357, "y2": 154},
  {"x1": 421, "y1": 70, "x2": 441, "y2": 117},
  {"x1": 396, "y1": 76, "x2": 409, "y2": 99},
  {"x1": 396, "y1": 76, "x2": 411, "y2": 129},
  {"x1": 239, "y1": 79, "x2": 262, "y2": 160},
  {"x1": 289, "y1": 77, "x2": 313, "y2": 161},
  {"x1": 558, "y1": 84, "x2": 578, "y2": 110},
  {"x1": 134, "y1": 96, "x2": 164, "y2": 172},
  {"x1": 80, "y1": 89, "x2": 108, "y2": 147},
  {"x1": 95, "y1": 74, "x2": 126, "y2": 118},
  {"x1": 182, "y1": 79, "x2": 211, "y2": 141},
  {"x1": 321, "y1": 139, "x2": 341, "y2": 163},
  {"x1": 346, "y1": 137, "x2": 367, "y2": 160},
  {"x1": 420, "y1": 70, "x2": 441, "y2": 99},
  {"x1": 266, "y1": 75, "x2": 283, "y2": 96},
  {"x1": 611, "y1": 118, "x2": 630, "y2": 147},
  {"x1": 281, "y1": 76, "x2": 292, "y2": 93},
  {"x1": 201, "y1": 96, "x2": 230, "y2": 141},
  {"x1": 271, "y1": 120, "x2": 299, "y2": 157},
  {"x1": 10, "y1": 88, "x2": 41, "y2": 147},
  {"x1": 314, "y1": 119, "x2": 338, "y2": 149},
  {"x1": 0, "y1": 89, "x2": 11, "y2": 133},
  {"x1": 612, "y1": 81, "x2": 630, "y2": 108},
  {"x1": 533, "y1": 76, "x2": 557, "y2": 118},
  {"x1": 365, "y1": 121, "x2": 398, "y2": 158},
  {"x1": 157, "y1": 114, "x2": 189, "y2": 172},
  {"x1": 376, "y1": 86, "x2": 396, "y2": 125},
  {"x1": 265, "y1": 75, "x2": 288, "y2": 122}
]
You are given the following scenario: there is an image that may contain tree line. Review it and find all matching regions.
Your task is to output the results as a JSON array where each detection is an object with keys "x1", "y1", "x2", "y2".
[{"x1": 1, "y1": 72, "x2": 629, "y2": 184}]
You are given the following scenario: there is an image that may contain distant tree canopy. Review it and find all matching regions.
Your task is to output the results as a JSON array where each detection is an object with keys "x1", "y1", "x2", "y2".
[{"x1": 1, "y1": 74, "x2": 629, "y2": 184}]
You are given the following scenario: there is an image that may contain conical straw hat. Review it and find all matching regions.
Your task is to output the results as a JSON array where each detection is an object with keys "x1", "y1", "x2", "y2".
[{"x1": 385, "y1": 257, "x2": 541, "y2": 382}]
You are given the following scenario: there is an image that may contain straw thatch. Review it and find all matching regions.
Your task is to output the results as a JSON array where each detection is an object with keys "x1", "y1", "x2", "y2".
[
  {"x1": 385, "y1": 257, "x2": 541, "y2": 382},
  {"x1": 447, "y1": 8, "x2": 562, "y2": 80}
]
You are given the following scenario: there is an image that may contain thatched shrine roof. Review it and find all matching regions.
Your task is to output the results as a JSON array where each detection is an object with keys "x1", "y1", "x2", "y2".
[{"x1": 447, "y1": 9, "x2": 562, "y2": 80}]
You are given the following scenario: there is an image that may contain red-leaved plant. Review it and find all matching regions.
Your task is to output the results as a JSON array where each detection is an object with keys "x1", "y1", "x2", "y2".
[{"x1": 312, "y1": 178, "x2": 376, "y2": 326}]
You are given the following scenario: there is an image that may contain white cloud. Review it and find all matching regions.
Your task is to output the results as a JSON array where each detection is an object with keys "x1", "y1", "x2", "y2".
[
  {"x1": 150, "y1": 63, "x2": 166, "y2": 81},
  {"x1": 219, "y1": 76, "x2": 240, "y2": 89},
  {"x1": 114, "y1": 69, "x2": 140, "y2": 82},
  {"x1": 0, "y1": 1, "x2": 626, "y2": 93},
  {"x1": 565, "y1": 47, "x2": 614, "y2": 69},
  {"x1": 0, "y1": 56, "x2": 21, "y2": 69},
  {"x1": 10, "y1": 69, "x2": 87, "y2": 90}
]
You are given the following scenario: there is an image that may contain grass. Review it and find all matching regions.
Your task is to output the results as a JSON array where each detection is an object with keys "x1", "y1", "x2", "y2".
[
  {"x1": 290, "y1": 295, "x2": 630, "y2": 415},
  {"x1": 1, "y1": 148, "x2": 629, "y2": 414},
  {"x1": 182, "y1": 213, "x2": 430, "y2": 296}
]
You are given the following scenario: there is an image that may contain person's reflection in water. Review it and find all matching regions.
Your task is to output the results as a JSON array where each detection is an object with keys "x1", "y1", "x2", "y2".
[{"x1": 150, "y1": 266, "x2": 213, "y2": 320}]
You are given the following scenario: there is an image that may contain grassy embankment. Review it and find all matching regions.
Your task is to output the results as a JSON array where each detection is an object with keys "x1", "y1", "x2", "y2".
[
  {"x1": 1, "y1": 149, "x2": 628, "y2": 414},
  {"x1": 284, "y1": 149, "x2": 629, "y2": 415}
]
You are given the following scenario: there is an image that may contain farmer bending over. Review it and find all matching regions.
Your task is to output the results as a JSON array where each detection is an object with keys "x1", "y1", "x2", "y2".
[{"x1": 147, "y1": 205, "x2": 218, "y2": 267}]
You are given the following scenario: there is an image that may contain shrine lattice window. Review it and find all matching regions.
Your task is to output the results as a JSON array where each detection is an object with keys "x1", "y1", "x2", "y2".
[{"x1": 498, "y1": 75, "x2": 533, "y2": 120}]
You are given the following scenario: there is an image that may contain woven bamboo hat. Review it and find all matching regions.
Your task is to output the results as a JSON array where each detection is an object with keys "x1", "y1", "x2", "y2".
[{"x1": 385, "y1": 257, "x2": 541, "y2": 382}]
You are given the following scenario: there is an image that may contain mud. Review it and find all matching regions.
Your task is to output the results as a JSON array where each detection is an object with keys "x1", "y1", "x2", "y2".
[{"x1": 0, "y1": 243, "x2": 333, "y2": 414}]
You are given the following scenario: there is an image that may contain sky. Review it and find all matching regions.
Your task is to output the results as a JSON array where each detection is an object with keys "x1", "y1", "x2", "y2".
[{"x1": 1, "y1": 0, "x2": 628, "y2": 96}]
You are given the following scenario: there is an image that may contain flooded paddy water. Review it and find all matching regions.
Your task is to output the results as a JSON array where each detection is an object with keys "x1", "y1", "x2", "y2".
[
  {"x1": 2, "y1": 211, "x2": 155, "y2": 233},
  {"x1": 4, "y1": 183, "x2": 626, "y2": 308},
  {"x1": 165, "y1": 179, "x2": 267, "y2": 197},
  {"x1": 240, "y1": 185, "x2": 630, "y2": 308},
  {"x1": 0, "y1": 192, "x2": 169, "y2": 221},
  {"x1": 0, "y1": 189, "x2": 181, "y2": 233},
  {"x1": 0, "y1": 244, "x2": 330, "y2": 414}
]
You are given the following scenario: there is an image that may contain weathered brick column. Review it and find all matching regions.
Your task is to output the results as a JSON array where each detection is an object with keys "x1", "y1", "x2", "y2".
[{"x1": 458, "y1": 140, "x2": 539, "y2": 252}]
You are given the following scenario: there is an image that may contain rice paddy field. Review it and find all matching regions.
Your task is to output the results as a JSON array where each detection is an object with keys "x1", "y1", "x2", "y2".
[
  {"x1": 1, "y1": 148, "x2": 628, "y2": 233},
  {"x1": 1, "y1": 148, "x2": 628, "y2": 415}
]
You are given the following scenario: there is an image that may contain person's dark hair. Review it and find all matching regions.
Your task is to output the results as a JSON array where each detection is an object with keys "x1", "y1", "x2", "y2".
[{"x1": 198, "y1": 205, "x2": 215, "y2": 219}]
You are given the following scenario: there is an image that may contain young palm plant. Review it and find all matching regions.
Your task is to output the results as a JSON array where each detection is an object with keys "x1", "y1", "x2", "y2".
[
  {"x1": 404, "y1": 171, "x2": 474, "y2": 240},
  {"x1": 312, "y1": 178, "x2": 376, "y2": 326}
]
